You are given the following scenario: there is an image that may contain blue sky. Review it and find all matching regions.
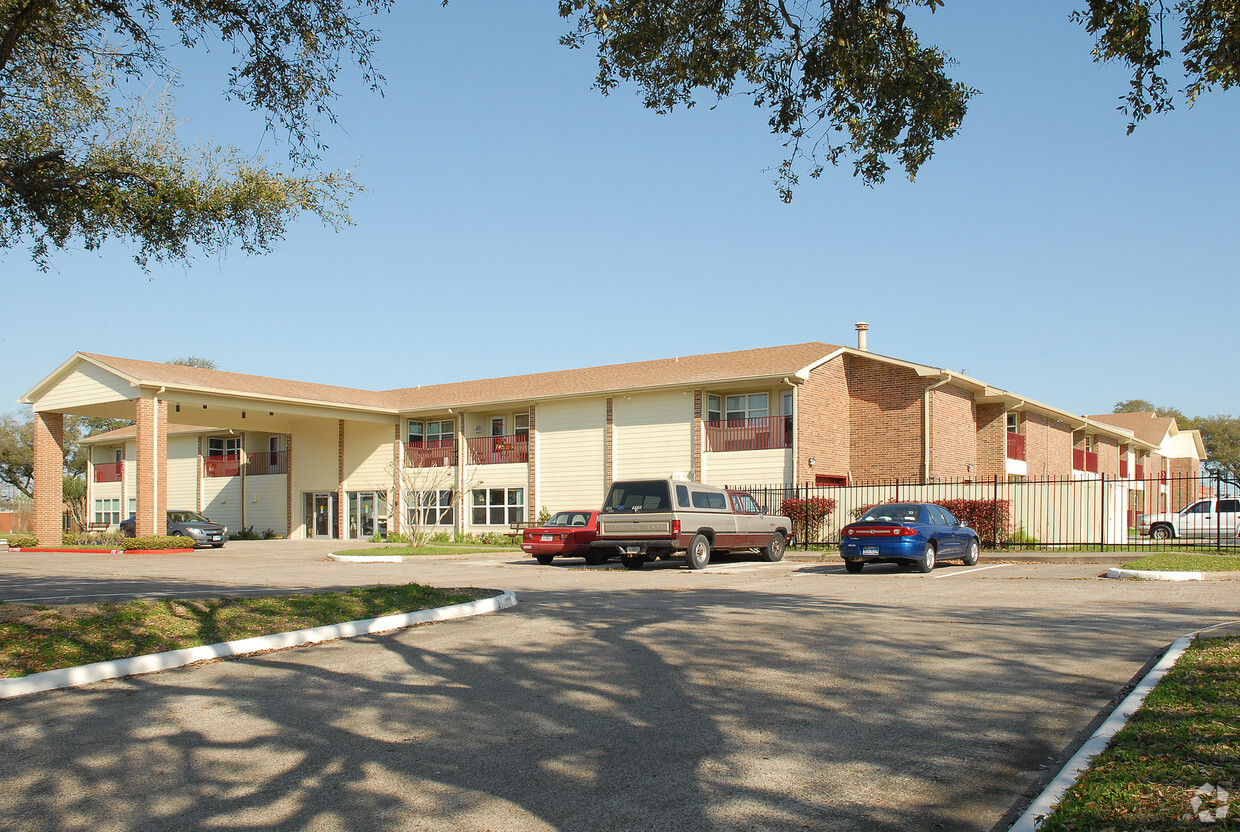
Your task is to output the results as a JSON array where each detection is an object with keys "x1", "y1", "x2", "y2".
[{"x1": 5, "y1": 0, "x2": 1238, "y2": 419}]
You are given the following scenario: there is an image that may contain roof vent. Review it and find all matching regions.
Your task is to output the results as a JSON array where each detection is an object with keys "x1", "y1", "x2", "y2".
[{"x1": 855, "y1": 322, "x2": 869, "y2": 352}]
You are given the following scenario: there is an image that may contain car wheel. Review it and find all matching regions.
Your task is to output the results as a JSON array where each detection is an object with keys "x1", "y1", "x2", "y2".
[
  {"x1": 844, "y1": 559, "x2": 864, "y2": 573},
  {"x1": 916, "y1": 542, "x2": 936, "y2": 573},
  {"x1": 685, "y1": 534, "x2": 711, "y2": 569},
  {"x1": 211, "y1": 544, "x2": 224, "y2": 549},
  {"x1": 963, "y1": 538, "x2": 979, "y2": 566},
  {"x1": 761, "y1": 532, "x2": 786, "y2": 562},
  {"x1": 1151, "y1": 524, "x2": 1173, "y2": 541},
  {"x1": 584, "y1": 549, "x2": 610, "y2": 565},
  {"x1": 535, "y1": 554, "x2": 555, "y2": 565},
  {"x1": 621, "y1": 553, "x2": 646, "y2": 570}
]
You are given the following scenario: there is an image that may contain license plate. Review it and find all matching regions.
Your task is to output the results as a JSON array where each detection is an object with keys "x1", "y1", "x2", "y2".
[
  {"x1": 862, "y1": 546, "x2": 878, "y2": 557},
  {"x1": 623, "y1": 546, "x2": 642, "y2": 554},
  {"x1": 211, "y1": 535, "x2": 221, "y2": 541},
  {"x1": 541, "y1": 534, "x2": 553, "y2": 541}
]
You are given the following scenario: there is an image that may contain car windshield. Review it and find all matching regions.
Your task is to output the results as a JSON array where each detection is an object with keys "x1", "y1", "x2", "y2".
[
  {"x1": 548, "y1": 512, "x2": 591, "y2": 527},
  {"x1": 603, "y1": 481, "x2": 671, "y2": 512},
  {"x1": 169, "y1": 511, "x2": 210, "y2": 523},
  {"x1": 859, "y1": 504, "x2": 923, "y2": 524}
]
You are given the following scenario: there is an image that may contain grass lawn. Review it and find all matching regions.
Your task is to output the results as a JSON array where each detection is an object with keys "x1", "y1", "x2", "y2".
[
  {"x1": 1121, "y1": 553, "x2": 1240, "y2": 572},
  {"x1": 0, "y1": 583, "x2": 478, "y2": 679},
  {"x1": 333, "y1": 543, "x2": 520, "y2": 557},
  {"x1": 1035, "y1": 635, "x2": 1239, "y2": 831}
]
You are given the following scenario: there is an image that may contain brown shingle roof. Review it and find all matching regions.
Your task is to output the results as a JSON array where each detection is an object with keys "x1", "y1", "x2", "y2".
[
  {"x1": 1088, "y1": 412, "x2": 1176, "y2": 446},
  {"x1": 78, "y1": 343, "x2": 844, "y2": 414},
  {"x1": 80, "y1": 423, "x2": 215, "y2": 444}
]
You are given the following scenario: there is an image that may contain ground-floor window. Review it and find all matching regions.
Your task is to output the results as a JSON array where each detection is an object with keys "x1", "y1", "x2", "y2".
[
  {"x1": 471, "y1": 487, "x2": 524, "y2": 526},
  {"x1": 94, "y1": 498, "x2": 120, "y2": 525},
  {"x1": 408, "y1": 489, "x2": 454, "y2": 526}
]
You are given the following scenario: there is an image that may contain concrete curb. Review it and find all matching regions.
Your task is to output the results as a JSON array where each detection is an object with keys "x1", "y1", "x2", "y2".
[
  {"x1": 0, "y1": 590, "x2": 518, "y2": 701},
  {"x1": 1007, "y1": 620, "x2": 1240, "y2": 831},
  {"x1": 327, "y1": 553, "x2": 405, "y2": 563},
  {"x1": 1105, "y1": 567, "x2": 1204, "y2": 581}
]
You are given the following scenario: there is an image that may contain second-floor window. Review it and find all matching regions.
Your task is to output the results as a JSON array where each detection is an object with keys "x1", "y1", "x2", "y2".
[
  {"x1": 208, "y1": 436, "x2": 240, "y2": 457},
  {"x1": 409, "y1": 419, "x2": 454, "y2": 444},
  {"x1": 726, "y1": 393, "x2": 768, "y2": 421}
]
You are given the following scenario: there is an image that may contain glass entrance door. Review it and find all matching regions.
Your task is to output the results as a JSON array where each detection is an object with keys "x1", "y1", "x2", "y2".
[
  {"x1": 304, "y1": 492, "x2": 337, "y2": 538},
  {"x1": 347, "y1": 491, "x2": 388, "y2": 539}
]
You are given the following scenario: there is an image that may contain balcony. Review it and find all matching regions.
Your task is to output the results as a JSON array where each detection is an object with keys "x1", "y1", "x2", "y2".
[
  {"x1": 466, "y1": 434, "x2": 529, "y2": 465},
  {"x1": 1135, "y1": 464, "x2": 1144, "y2": 480},
  {"x1": 1006, "y1": 432, "x2": 1026, "y2": 461},
  {"x1": 94, "y1": 461, "x2": 122, "y2": 483},
  {"x1": 1120, "y1": 459, "x2": 1128, "y2": 478},
  {"x1": 248, "y1": 449, "x2": 288, "y2": 476},
  {"x1": 405, "y1": 439, "x2": 458, "y2": 468},
  {"x1": 1072, "y1": 448, "x2": 1099, "y2": 473},
  {"x1": 205, "y1": 454, "x2": 241, "y2": 478},
  {"x1": 705, "y1": 416, "x2": 792, "y2": 452}
]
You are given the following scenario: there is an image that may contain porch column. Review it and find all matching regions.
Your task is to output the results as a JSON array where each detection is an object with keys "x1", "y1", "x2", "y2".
[
  {"x1": 526, "y1": 405, "x2": 536, "y2": 522},
  {"x1": 604, "y1": 398, "x2": 614, "y2": 491},
  {"x1": 337, "y1": 420, "x2": 346, "y2": 540},
  {"x1": 33, "y1": 411, "x2": 65, "y2": 546},
  {"x1": 391, "y1": 424, "x2": 402, "y2": 536},
  {"x1": 285, "y1": 433, "x2": 294, "y2": 537},
  {"x1": 692, "y1": 391, "x2": 703, "y2": 483},
  {"x1": 135, "y1": 396, "x2": 168, "y2": 537}
]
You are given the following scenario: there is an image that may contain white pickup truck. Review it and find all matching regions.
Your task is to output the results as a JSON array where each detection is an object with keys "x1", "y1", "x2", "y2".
[
  {"x1": 1140, "y1": 496, "x2": 1240, "y2": 540},
  {"x1": 592, "y1": 478, "x2": 793, "y2": 570}
]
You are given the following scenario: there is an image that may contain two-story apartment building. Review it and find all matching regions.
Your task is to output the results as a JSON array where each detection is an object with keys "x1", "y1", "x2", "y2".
[{"x1": 22, "y1": 327, "x2": 1161, "y2": 544}]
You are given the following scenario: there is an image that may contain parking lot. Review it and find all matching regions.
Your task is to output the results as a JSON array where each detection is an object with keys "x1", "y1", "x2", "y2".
[{"x1": 1, "y1": 542, "x2": 1236, "y2": 831}]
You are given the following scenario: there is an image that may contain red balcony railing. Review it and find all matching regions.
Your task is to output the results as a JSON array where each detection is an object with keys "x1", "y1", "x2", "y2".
[
  {"x1": 1135, "y1": 464, "x2": 1144, "y2": 480},
  {"x1": 94, "y1": 461, "x2": 123, "y2": 483},
  {"x1": 705, "y1": 416, "x2": 793, "y2": 452},
  {"x1": 466, "y1": 434, "x2": 529, "y2": 465},
  {"x1": 247, "y1": 449, "x2": 288, "y2": 476},
  {"x1": 1006, "y1": 432, "x2": 1026, "y2": 461},
  {"x1": 1072, "y1": 448, "x2": 1099, "y2": 473},
  {"x1": 1120, "y1": 459, "x2": 1129, "y2": 478},
  {"x1": 205, "y1": 454, "x2": 241, "y2": 478},
  {"x1": 405, "y1": 439, "x2": 458, "y2": 468}
]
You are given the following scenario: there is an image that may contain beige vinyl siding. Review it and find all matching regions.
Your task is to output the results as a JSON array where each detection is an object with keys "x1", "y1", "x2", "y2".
[
  {"x1": 166, "y1": 435, "x2": 199, "y2": 510},
  {"x1": 536, "y1": 398, "x2": 606, "y2": 513},
  {"x1": 35, "y1": 363, "x2": 133, "y2": 411},
  {"x1": 244, "y1": 477, "x2": 287, "y2": 535},
  {"x1": 202, "y1": 477, "x2": 242, "y2": 531},
  {"x1": 702, "y1": 449, "x2": 793, "y2": 488},
  {"x1": 291, "y1": 418, "x2": 341, "y2": 493},
  {"x1": 344, "y1": 421, "x2": 394, "y2": 491},
  {"x1": 613, "y1": 390, "x2": 693, "y2": 480}
]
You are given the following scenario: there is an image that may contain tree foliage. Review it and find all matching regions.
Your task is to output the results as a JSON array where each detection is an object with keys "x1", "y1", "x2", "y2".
[
  {"x1": 0, "y1": 0, "x2": 391, "y2": 268},
  {"x1": 0, "y1": 409, "x2": 130, "y2": 497},
  {"x1": 1195, "y1": 414, "x2": 1240, "y2": 480},
  {"x1": 559, "y1": 0, "x2": 1240, "y2": 198},
  {"x1": 1113, "y1": 398, "x2": 1193, "y2": 427},
  {"x1": 167, "y1": 356, "x2": 217, "y2": 370}
]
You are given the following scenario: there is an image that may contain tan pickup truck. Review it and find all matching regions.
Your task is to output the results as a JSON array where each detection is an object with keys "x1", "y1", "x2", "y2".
[{"x1": 592, "y1": 478, "x2": 793, "y2": 570}]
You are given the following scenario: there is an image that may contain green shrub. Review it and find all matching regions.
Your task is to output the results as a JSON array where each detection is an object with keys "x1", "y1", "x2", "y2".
[
  {"x1": 1003, "y1": 525, "x2": 1040, "y2": 547},
  {"x1": 122, "y1": 536, "x2": 196, "y2": 550},
  {"x1": 4, "y1": 534, "x2": 38, "y2": 548}
]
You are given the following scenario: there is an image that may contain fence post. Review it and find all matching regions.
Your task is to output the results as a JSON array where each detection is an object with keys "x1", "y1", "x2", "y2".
[
  {"x1": 1100, "y1": 472, "x2": 1107, "y2": 551},
  {"x1": 992, "y1": 474, "x2": 999, "y2": 549},
  {"x1": 1216, "y1": 471, "x2": 1222, "y2": 554}
]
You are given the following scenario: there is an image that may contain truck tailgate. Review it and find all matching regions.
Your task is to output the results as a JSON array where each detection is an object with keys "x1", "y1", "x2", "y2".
[{"x1": 597, "y1": 514, "x2": 675, "y2": 538}]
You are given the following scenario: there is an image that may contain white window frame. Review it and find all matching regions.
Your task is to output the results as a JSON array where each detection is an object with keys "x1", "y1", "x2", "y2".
[
  {"x1": 207, "y1": 436, "x2": 241, "y2": 457},
  {"x1": 514, "y1": 413, "x2": 530, "y2": 439},
  {"x1": 409, "y1": 419, "x2": 455, "y2": 444},
  {"x1": 471, "y1": 487, "x2": 525, "y2": 526},
  {"x1": 725, "y1": 393, "x2": 768, "y2": 421},
  {"x1": 706, "y1": 395, "x2": 722, "y2": 422},
  {"x1": 407, "y1": 489, "x2": 454, "y2": 526}
]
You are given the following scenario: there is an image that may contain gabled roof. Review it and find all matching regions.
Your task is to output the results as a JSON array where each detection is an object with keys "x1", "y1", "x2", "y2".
[
  {"x1": 79, "y1": 424, "x2": 215, "y2": 445},
  {"x1": 1088, "y1": 412, "x2": 1177, "y2": 446}
]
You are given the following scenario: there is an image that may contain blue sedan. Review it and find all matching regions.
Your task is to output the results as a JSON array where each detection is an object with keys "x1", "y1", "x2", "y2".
[{"x1": 839, "y1": 503, "x2": 980, "y2": 573}]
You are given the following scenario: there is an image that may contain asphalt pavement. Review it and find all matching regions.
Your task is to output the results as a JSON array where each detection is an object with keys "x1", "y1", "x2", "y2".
[{"x1": 0, "y1": 541, "x2": 1236, "y2": 832}]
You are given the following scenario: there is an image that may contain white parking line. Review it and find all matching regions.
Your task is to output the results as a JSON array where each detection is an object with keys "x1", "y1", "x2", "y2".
[{"x1": 933, "y1": 564, "x2": 1010, "y2": 579}]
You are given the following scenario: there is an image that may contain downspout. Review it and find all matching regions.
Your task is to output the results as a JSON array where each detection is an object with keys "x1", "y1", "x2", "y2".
[{"x1": 923, "y1": 374, "x2": 953, "y2": 482}]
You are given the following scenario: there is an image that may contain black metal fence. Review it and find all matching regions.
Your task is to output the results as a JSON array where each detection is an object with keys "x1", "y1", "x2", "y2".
[{"x1": 730, "y1": 472, "x2": 1240, "y2": 552}]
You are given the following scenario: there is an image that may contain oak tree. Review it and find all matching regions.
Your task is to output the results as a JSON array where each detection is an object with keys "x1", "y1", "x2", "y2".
[
  {"x1": 1, "y1": 0, "x2": 391, "y2": 268},
  {"x1": 559, "y1": 0, "x2": 1240, "y2": 198}
]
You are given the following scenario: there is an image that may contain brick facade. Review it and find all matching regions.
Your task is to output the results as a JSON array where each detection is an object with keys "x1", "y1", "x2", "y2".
[
  {"x1": 337, "y1": 420, "x2": 346, "y2": 540},
  {"x1": 844, "y1": 355, "x2": 924, "y2": 481},
  {"x1": 928, "y1": 384, "x2": 979, "y2": 480},
  {"x1": 975, "y1": 403, "x2": 1007, "y2": 479},
  {"x1": 1096, "y1": 435, "x2": 1120, "y2": 477},
  {"x1": 604, "y1": 397, "x2": 614, "y2": 489},
  {"x1": 692, "y1": 391, "x2": 703, "y2": 482},
  {"x1": 1022, "y1": 412, "x2": 1074, "y2": 478},
  {"x1": 33, "y1": 411, "x2": 64, "y2": 545},
  {"x1": 796, "y1": 360, "x2": 850, "y2": 484},
  {"x1": 527, "y1": 405, "x2": 537, "y2": 519}
]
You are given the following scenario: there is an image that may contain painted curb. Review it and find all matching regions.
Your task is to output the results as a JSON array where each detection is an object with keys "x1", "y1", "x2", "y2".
[
  {"x1": 1106, "y1": 567, "x2": 1204, "y2": 581},
  {"x1": 0, "y1": 590, "x2": 517, "y2": 700},
  {"x1": 1006, "y1": 622, "x2": 1240, "y2": 831},
  {"x1": 5, "y1": 547, "x2": 196, "y2": 555},
  {"x1": 328, "y1": 553, "x2": 405, "y2": 563}
]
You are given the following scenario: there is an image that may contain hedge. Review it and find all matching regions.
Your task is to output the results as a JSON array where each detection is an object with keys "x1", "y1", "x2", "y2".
[
  {"x1": 780, "y1": 497, "x2": 837, "y2": 542},
  {"x1": 1, "y1": 534, "x2": 195, "y2": 550},
  {"x1": 3, "y1": 534, "x2": 38, "y2": 548}
]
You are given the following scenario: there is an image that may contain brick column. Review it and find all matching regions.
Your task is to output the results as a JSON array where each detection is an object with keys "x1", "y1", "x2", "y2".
[
  {"x1": 527, "y1": 405, "x2": 536, "y2": 521},
  {"x1": 33, "y1": 411, "x2": 65, "y2": 546},
  {"x1": 135, "y1": 397, "x2": 168, "y2": 536},
  {"x1": 337, "y1": 420, "x2": 346, "y2": 540},
  {"x1": 692, "y1": 391, "x2": 703, "y2": 482},
  {"x1": 391, "y1": 424, "x2": 402, "y2": 536},
  {"x1": 285, "y1": 433, "x2": 294, "y2": 537},
  {"x1": 604, "y1": 398, "x2": 614, "y2": 491}
]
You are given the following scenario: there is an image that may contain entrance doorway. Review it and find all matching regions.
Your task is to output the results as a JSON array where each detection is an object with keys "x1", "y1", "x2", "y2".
[
  {"x1": 347, "y1": 491, "x2": 388, "y2": 539},
  {"x1": 304, "y1": 493, "x2": 338, "y2": 538}
]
